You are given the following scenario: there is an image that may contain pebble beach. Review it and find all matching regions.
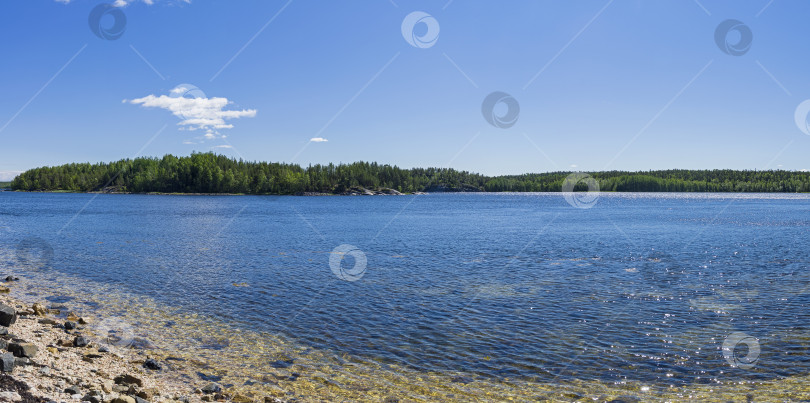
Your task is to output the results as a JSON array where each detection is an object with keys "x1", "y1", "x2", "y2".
[{"x1": 0, "y1": 280, "x2": 276, "y2": 403}]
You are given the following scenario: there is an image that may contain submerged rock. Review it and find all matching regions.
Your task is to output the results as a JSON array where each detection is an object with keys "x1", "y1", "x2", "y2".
[
  {"x1": 0, "y1": 305, "x2": 17, "y2": 327},
  {"x1": 142, "y1": 359, "x2": 161, "y2": 370},
  {"x1": 3, "y1": 276, "x2": 18, "y2": 282},
  {"x1": 608, "y1": 396, "x2": 641, "y2": 403},
  {"x1": 201, "y1": 383, "x2": 222, "y2": 394}
]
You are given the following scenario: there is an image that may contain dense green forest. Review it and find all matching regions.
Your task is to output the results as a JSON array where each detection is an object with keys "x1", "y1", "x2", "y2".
[
  {"x1": 9, "y1": 153, "x2": 810, "y2": 194},
  {"x1": 0, "y1": 182, "x2": 11, "y2": 189}
]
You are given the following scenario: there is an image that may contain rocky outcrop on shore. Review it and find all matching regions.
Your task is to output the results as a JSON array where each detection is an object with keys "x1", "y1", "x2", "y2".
[
  {"x1": 0, "y1": 294, "x2": 287, "y2": 403},
  {"x1": 296, "y1": 187, "x2": 405, "y2": 196}
]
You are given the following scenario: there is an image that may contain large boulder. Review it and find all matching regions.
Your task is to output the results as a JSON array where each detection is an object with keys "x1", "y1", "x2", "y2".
[
  {"x1": 0, "y1": 352, "x2": 13, "y2": 372},
  {"x1": 0, "y1": 304, "x2": 17, "y2": 327},
  {"x1": 7, "y1": 343, "x2": 37, "y2": 358}
]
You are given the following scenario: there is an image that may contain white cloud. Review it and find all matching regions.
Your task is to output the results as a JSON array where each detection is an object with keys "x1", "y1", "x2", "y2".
[
  {"x1": 129, "y1": 86, "x2": 256, "y2": 141},
  {"x1": 310, "y1": 137, "x2": 328, "y2": 142},
  {"x1": 0, "y1": 171, "x2": 22, "y2": 181}
]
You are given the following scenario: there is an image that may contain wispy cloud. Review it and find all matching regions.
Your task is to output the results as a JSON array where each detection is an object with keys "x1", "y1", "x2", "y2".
[
  {"x1": 212, "y1": 145, "x2": 233, "y2": 149},
  {"x1": 310, "y1": 137, "x2": 328, "y2": 142},
  {"x1": 0, "y1": 171, "x2": 23, "y2": 181},
  {"x1": 128, "y1": 85, "x2": 256, "y2": 141}
]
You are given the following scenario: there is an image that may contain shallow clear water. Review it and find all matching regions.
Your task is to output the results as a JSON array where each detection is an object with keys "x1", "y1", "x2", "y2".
[{"x1": 1, "y1": 192, "x2": 810, "y2": 395}]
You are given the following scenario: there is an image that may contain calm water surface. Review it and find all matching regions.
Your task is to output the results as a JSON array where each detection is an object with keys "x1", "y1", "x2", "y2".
[{"x1": 1, "y1": 192, "x2": 810, "y2": 389}]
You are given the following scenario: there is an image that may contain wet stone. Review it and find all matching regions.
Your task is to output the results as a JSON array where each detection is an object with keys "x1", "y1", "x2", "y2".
[
  {"x1": 142, "y1": 359, "x2": 161, "y2": 370},
  {"x1": 201, "y1": 383, "x2": 222, "y2": 394},
  {"x1": 31, "y1": 303, "x2": 47, "y2": 316}
]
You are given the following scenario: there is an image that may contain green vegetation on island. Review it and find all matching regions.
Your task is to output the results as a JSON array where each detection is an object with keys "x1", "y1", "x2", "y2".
[{"x1": 10, "y1": 153, "x2": 810, "y2": 194}]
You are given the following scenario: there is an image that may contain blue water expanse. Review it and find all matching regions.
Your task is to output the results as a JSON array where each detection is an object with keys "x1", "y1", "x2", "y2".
[{"x1": 1, "y1": 192, "x2": 810, "y2": 386}]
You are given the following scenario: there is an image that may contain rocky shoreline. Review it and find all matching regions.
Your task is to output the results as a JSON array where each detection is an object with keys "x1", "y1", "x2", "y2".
[{"x1": 0, "y1": 284, "x2": 280, "y2": 403}]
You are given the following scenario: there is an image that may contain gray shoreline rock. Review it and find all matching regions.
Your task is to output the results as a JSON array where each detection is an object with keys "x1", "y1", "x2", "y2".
[{"x1": 0, "y1": 304, "x2": 17, "y2": 327}]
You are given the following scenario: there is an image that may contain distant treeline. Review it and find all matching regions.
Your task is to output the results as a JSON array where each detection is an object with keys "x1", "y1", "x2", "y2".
[{"x1": 10, "y1": 153, "x2": 810, "y2": 194}]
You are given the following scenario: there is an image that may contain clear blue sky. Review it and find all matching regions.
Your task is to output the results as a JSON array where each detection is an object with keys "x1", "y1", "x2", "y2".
[{"x1": 2, "y1": 0, "x2": 810, "y2": 180}]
